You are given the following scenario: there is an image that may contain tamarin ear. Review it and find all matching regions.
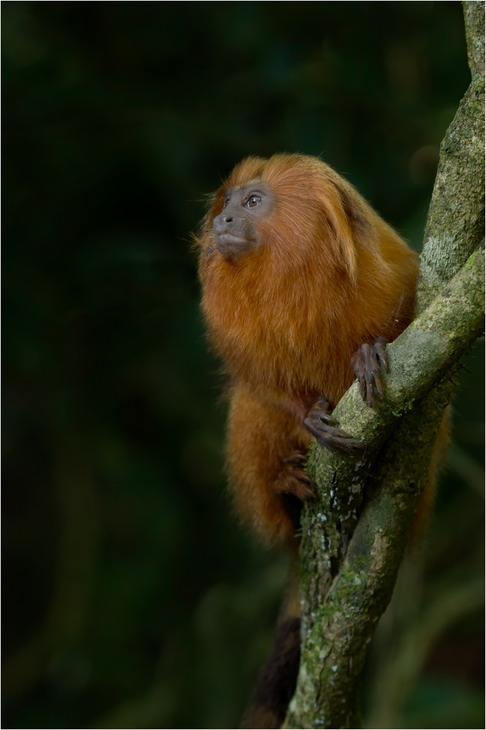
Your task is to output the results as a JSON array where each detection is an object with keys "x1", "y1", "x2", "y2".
[
  {"x1": 315, "y1": 183, "x2": 358, "y2": 283},
  {"x1": 316, "y1": 178, "x2": 376, "y2": 285}
]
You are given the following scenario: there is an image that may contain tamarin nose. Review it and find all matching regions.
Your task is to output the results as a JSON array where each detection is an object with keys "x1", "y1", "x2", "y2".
[{"x1": 214, "y1": 213, "x2": 233, "y2": 232}]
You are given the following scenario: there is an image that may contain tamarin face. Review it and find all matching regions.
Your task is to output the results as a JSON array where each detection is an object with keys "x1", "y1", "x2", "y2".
[
  {"x1": 199, "y1": 154, "x2": 366, "y2": 277},
  {"x1": 212, "y1": 182, "x2": 275, "y2": 260}
]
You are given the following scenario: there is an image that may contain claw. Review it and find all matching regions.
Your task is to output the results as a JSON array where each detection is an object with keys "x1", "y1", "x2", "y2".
[{"x1": 283, "y1": 452, "x2": 307, "y2": 467}]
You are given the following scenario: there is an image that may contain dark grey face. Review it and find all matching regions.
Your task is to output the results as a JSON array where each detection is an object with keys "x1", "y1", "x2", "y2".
[{"x1": 212, "y1": 183, "x2": 275, "y2": 260}]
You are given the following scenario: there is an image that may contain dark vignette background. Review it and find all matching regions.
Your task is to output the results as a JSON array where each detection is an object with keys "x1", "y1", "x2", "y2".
[{"x1": 2, "y1": 2, "x2": 484, "y2": 729}]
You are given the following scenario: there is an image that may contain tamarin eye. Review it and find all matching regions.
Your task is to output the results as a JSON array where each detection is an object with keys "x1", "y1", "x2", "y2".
[
  {"x1": 245, "y1": 194, "x2": 262, "y2": 208},
  {"x1": 222, "y1": 196, "x2": 230, "y2": 209}
]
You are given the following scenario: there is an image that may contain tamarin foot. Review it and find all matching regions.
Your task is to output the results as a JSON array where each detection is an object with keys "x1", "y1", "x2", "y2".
[
  {"x1": 277, "y1": 453, "x2": 316, "y2": 532},
  {"x1": 351, "y1": 337, "x2": 389, "y2": 407},
  {"x1": 303, "y1": 396, "x2": 363, "y2": 452},
  {"x1": 279, "y1": 453, "x2": 316, "y2": 502}
]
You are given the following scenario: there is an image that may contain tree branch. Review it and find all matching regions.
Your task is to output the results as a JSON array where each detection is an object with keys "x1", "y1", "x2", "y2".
[
  {"x1": 418, "y1": 0, "x2": 484, "y2": 308},
  {"x1": 285, "y1": 4, "x2": 484, "y2": 728}
]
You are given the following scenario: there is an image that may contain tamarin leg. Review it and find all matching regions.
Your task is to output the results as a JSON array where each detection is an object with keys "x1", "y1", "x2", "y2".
[{"x1": 226, "y1": 385, "x2": 313, "y2": 546}]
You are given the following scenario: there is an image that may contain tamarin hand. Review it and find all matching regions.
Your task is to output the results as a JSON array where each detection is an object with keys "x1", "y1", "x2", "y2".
[
  {"x1": 303, "y1": 396, "x2": 363, "y2": 452},
  {"x1": 351, "y1": 337, "x2": 389, "y2": 407},
  {"x1": 308, "y1": 336, "x2": 389, "y2": 448}
]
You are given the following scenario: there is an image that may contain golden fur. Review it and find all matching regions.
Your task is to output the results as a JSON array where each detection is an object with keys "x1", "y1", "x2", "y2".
[{"x1": 197, "y1": 153, "x2": 419, "y2": 544}]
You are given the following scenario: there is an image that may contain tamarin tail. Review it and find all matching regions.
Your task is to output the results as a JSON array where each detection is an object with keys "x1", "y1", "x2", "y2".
[{"x1": 241, "y1": 567, "x2": 301, "y2": 730}]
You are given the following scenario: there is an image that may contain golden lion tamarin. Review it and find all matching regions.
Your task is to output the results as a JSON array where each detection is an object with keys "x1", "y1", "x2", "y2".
[
  {"x1": 197, "y1": 153, "x2": 419, "y2": 545},
  {"x1": 196, "y1": 153, "x2": 424, "y2": 728}
]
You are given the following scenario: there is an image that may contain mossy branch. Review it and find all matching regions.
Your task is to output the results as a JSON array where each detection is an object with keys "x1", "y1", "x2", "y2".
[
  {"x1": 285, "y1": 3, "x2": 484, "y2": 728},
  {"x1": 285, "y1": 249, "x2": 483, "y2": 729}
]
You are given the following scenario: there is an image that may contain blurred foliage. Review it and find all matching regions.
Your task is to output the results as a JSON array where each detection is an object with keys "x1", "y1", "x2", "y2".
[{"x1": 2, "y1": 2, "x2": 483, "y2": 729}]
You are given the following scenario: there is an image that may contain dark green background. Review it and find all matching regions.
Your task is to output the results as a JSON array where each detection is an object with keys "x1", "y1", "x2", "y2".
[{"x1": 2, "y1": 3, "x2": 484, "y2": 729}]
